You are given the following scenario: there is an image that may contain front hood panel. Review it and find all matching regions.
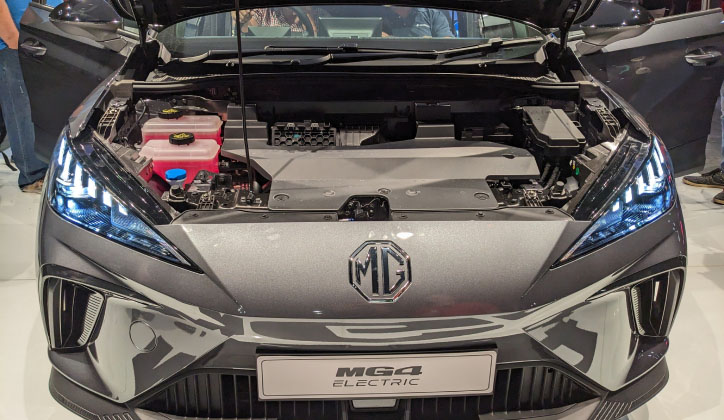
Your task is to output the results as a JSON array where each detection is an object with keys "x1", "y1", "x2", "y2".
[
  {"x1": 114, "y1": 0, "x2": 599, "y2": 31},
  {"x1": 158, "y1": 218, "x2": 587, "y2": 318}
]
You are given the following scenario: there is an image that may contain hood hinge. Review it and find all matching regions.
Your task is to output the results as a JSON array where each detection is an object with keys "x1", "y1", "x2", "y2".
[
  {"x1": 109, "y1": 0, "x2": 149, "y2": 51},
  {"x1": 558, "y1": 0, "x2": 582, "y2": 56},
  {"x1": 138, "y1": 23, "x2": 148, "y2": 50},
  {"x1": 128, "y1": 0, "x2": 151, "y2": 53}
]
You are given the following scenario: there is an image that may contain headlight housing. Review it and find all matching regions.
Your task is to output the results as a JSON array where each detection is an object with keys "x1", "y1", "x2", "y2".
[
  {"x1": 561, "y1": 137, "x2": 675, "y2": 262},
  {"x1": 47, "y1": 132, "x2": 189, "y2": 266}
]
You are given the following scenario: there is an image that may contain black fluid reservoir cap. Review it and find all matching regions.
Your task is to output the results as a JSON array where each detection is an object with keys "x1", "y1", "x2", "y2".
[
  {"x1": 169, "y1": 132, "x2": 195, "y2": 145},
  {"x1": 158, "y1": 108, "x2": 183, "y2": 120}
]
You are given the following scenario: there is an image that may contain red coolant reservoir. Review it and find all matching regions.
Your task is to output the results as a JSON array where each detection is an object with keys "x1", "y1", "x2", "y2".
[
  {"x1": 140, "y1": 132, "x2": 220, "y2": 185},
  {"x1": 141, "y1": 108, "x2": 223, "y2": 145}
]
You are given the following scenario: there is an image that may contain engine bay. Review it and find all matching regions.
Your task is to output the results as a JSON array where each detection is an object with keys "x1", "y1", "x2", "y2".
[{"x1": 93, "y1": 73, "x2": 629, "y2": 221}]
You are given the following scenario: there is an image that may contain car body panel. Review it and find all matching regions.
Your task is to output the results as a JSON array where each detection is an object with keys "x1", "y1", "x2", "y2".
[
  {"x1": 577, "y1": 9, "x2": 724, "y2": 174},
  {"x1": 157, "y1": 218, "x2": 585, "y2": 318},
  {"x1": 111, "y1": 0, "x2": 600, "y2": 30},
  {"x1": 17, "y1": 3, "x2": 129, "y2": 160},
  {"x1": 38, "y1": 184, "x2": 686, "y2": 318}
]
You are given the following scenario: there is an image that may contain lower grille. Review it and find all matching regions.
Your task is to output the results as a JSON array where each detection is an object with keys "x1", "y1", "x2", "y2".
[
  {"x1": 631, "y1": 269, "x2": 684, "y2": 337},
  {"x1": 44, "y1": 277, "x2": 104, "y2": 350},
  {"x1": 137, "y1": 365, "x2": 596, "y2": 419}
]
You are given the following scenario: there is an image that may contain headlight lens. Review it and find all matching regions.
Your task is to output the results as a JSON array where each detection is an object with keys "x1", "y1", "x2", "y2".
[
  {"x1": 561, "y1": 138, "x2": 675, "y2": 261},
  {"x1": 48, "y1": 134, "x2": 188, "y2": 266}
]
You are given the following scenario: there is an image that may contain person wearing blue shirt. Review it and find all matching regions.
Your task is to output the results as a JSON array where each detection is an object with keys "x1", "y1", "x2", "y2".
[
  {"x1": 382, "y1": 7, "x2": 454, "y2": 38},
  {"x1": 0, "y1": 0, "x2": 48, "y2": 192}
]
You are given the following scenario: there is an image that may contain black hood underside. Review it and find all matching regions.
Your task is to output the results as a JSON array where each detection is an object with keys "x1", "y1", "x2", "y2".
[{"x1": 112, "y1": 0, "x2": 600, "y2": 32}]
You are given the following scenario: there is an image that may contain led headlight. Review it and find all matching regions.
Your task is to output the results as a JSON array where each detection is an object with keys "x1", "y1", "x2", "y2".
[
  {"x1": 562, "y1": 138, "x2": 675, "y2": 262},
  {"x1": 48, "y1": 133, "x2": 188, "y2": 266}
]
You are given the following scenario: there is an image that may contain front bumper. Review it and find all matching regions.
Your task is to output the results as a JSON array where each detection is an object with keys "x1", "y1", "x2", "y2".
[
  {"x1": 38, "y1": 196, "x2": 687, "y2": 420},
  {"x1": 48, "y1": 348, "x2": 670, "y2": 420}
]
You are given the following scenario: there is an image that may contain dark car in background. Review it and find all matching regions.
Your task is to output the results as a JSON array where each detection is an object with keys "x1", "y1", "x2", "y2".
[
  {"x1": 4, "y1": 0, "x2": 723, "y2": 175},
  {"x1": 36, "y1": 0, "x2": 688, "y2": 419}
]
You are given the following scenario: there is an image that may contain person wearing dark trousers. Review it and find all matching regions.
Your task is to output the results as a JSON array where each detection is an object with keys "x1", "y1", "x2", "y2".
[
  {"x1": 0, "y1": 0, "x2": 47, "y2": 193},
  {"x1": 670, "y1": 0, "x2": 689, "y2": 15},
  {"x1": 382, "y1": 7, "x2": 454, "y2": 38},
  {"x1": 683, "y1": 81, "x2": 724, "y2": 205}
]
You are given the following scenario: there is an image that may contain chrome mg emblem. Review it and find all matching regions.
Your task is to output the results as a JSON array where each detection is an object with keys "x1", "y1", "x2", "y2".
[{"x1": 349, "y1": 241, "x2": 411, "y2": 303}]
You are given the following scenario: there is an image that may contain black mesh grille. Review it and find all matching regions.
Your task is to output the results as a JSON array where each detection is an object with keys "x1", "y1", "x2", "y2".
[
  {"x1": 138, "y1": 365, "x2": 596, "y2": 419},
  {"x1": 140, "y1": 373, "x2": 344, "y2": 420},
  {"x1": 410, "y1": 365, "x2": 593, "y2": 418}
]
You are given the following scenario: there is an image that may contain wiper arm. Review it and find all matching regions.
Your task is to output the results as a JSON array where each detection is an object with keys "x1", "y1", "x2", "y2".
[
  {"x1": 176, "y1": 49, "x2": 266, "y2": 63},
  {"x1": 435, "y1": 37, "x2": 545, "y2": 65},
  {"x1": 438, "y1": 37, "x2": 504, "y2": 58}
]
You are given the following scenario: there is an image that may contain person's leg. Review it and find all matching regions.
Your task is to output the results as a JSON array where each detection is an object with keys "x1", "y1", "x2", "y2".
[
  {"x1": 0, "y1": 48, "x2": 47, "y2": 187},
  {"x1": 720, "y1": 81, "x2": 724, "y2": 172},
  {"x1": 702, "y1": 94, "x2": 723, "y2": 173},
  {"x1": 716, "y1": 83, "x2": 724, "y2": 204},
  {"x1": 683, "y1": 81, "x2": 724, "y2": 189}
]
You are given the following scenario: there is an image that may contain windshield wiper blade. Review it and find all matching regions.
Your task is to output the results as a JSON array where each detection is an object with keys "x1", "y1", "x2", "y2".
[
  {"x1": 176, "y1": 45, "x2": 439, "y2": 64},
  {"x1": 280, "y1": 51, "x2": 442, "y2": 66},
  {"x1": 175, "y1": 39, "x2": 540, "y2": 66},
  {"x1": 263, "y1": 44, "x2": 362, "y2": 54},
  {"x1": 256, "y1": 44, "x2": 440, "y2": 66},
  {"x1": 174, "y1": 48, "x2": 352, "y2": 64},
  {"x1": 263, "y1": 38, "x2": 541, "y2": 65},
  {"x1": 259, "y1": 45, "x2": 440, "y2": 63},
  {"x1": 263, "y1": 44, "x2": 436, "y2": 54}
]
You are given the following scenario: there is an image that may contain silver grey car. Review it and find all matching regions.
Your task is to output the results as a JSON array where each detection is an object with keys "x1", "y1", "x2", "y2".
[{"x1": 38, "y1": 0, "x2": 686, "y2": 419}]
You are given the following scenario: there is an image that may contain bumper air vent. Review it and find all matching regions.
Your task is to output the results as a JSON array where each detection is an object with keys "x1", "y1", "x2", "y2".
[
  {"x1": 137, "y1": 365, "x2": 597, "y2": 419},
  {"x1": 44, "y1": 277, "x2": 104, "y2": 350},
  {"x1": 630, "y1": 270, "x2": 684, "y2": 337}
]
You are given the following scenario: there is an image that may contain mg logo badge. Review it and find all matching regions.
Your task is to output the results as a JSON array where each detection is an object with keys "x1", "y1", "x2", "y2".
[{"x1": 349, "y1": 241, "x2": 411, "y2": 303}]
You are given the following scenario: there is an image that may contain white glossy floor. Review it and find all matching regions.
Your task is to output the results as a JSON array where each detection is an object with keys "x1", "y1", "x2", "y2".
[{"x1": 0, "y1": 163, "x2": 723, "y2": 420}]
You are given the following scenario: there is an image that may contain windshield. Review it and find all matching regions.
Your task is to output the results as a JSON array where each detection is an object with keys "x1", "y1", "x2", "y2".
[{"x1": 158, "y1": 5, "x2": 544, "y2": 58}]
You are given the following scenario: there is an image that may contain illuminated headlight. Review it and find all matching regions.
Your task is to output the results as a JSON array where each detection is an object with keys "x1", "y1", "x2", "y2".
[
  {"x1": 48, "y1": 133, "x2": 188, "y2": 265},
  {"x1": 562, "y1": 138, "x2": 675, "y2": 261}
]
